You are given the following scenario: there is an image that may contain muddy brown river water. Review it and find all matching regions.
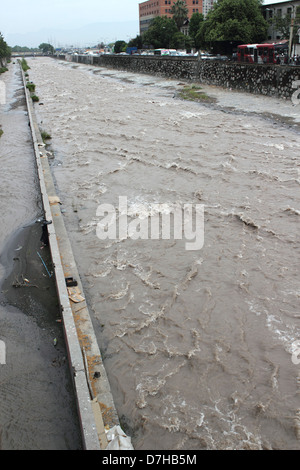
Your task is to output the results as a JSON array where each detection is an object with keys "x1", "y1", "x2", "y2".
[{"x1": 1, "y1": 57, "x2": 300, "y2": 450}]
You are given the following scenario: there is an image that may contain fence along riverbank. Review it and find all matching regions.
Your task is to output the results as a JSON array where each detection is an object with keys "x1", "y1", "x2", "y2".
[{"x1": 20, "y1": 61, "x2": 133, "y2": 450}]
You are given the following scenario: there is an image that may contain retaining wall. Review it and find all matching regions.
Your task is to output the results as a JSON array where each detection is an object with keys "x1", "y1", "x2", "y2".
[{"x1": 58, "y1": 53, "x2": 300, "y2": 100}]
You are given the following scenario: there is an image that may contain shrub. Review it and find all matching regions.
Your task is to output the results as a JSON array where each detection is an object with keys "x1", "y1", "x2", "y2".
[
  {"x1": 21, "y1": 58, "x2": 30, "y2": 71},
  {"x1": 41, "y1": 130, "x2": 51, "y2": 141},
  {"x1": 31, "y1": 95, "x2": 39, "y2": 102},
  {"x1": 26, "y1": 82, "x2": 36, "y2": 92}
]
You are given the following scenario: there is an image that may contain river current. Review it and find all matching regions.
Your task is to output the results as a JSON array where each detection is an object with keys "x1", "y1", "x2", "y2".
[{"x1": 24, "y1": 57, "x2": 300, "y2": 450}]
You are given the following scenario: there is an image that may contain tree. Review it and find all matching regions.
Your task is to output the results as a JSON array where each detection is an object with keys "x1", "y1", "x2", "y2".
[
  {"x1": 127, "y1": 35, "x2": 143, "y2": 50},
  {"x1": 196, "y1": 0, "x2": 268, "y2": 48},
  {"x1": 114, "y1": 40, "x2": 127, "y2": 53},
  {"x1": 0, "y1": 32, "x2": 11, "y2": 64},
  {"x1": 189, "y1": 12, "x2": 204, "y2": 41},
  {"x1": 171, "y1": 0, "x2": 189, "y2": 30},
  {"x1": 142, "y1": 16, "x2": 177, "y2": 48},
  {"x1": 170, "y1": 31, "x2": 193, "y2": 51},
  {"x1": 39, "y1": 43, "x2": 54, "y2": 54}
]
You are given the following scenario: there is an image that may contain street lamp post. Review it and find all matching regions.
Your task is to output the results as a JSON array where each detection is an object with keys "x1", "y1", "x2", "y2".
[
  {"x1": 288, "y1": 18, "x2": 294, "y2": 59},
  {"x1": 288, "y1": 3, "x2": 296, "y2": 61}
]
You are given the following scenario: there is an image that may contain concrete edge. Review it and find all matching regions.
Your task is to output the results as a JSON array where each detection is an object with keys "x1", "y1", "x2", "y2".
[{"x1": 20, "y1": 61, "x2": 131, "y2": 450}]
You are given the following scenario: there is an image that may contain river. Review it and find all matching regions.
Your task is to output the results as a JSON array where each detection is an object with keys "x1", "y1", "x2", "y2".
[{"x1": 7, "y1": 57, "x2": 300, "y2": 450}]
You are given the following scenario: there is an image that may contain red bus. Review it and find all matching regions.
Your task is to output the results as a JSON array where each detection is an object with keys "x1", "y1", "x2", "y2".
[
  {"x1": 237, "y1": 44, "x2": 259, "y2": 63},
  {"x1": 237, "y1": 42, "x2": 288, "y2": 64}
]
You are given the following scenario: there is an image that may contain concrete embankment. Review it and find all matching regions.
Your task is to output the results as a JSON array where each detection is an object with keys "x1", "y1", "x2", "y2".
[
  {"x1": 57, "y1": 53, "x2": 300, "y2": 101},
  {"x1": 20, "y1": 62, "x2": 133, "y2": 450}
]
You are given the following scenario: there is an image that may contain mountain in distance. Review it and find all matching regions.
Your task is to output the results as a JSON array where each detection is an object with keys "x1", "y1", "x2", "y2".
[{"x1": 7, "y1": 20, "x2": 139, "y2": 48}]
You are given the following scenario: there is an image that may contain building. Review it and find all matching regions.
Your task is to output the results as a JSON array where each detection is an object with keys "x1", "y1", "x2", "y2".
[
  {"x1": 139, "y1": 0, "x2": 217, "y2": 35},
  {"x1": 263, "y1": 0, "x2": 300, "y2": 54},
  {"x1": 202, "y1": 0, "x2": 217, "y2": 18}
]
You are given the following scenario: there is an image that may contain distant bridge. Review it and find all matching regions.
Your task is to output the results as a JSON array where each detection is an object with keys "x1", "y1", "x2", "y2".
[{"x1": 11, "y1": 53, "x2": 50, "y2": 58}]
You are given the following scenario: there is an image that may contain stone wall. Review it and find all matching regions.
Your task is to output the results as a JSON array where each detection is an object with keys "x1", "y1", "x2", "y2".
[{"x1": 58, "y1": 54, "x2": 300, "y2": 100}]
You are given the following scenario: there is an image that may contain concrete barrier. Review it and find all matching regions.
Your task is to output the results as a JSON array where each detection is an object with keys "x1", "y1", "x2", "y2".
[{"x1": 20, "y1": 62, "x2": 132, "y2": 450}]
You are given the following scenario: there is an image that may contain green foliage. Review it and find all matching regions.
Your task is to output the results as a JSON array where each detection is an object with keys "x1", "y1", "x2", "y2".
[
  {"x1": 179, "y1": 84, "x2": 216, "y2": 103},
  {"x1": 21, "y1": 58, "x2": 30, "y2": 71},
  {"x1": 189, "y1": 12, "x2": 204, "y2": 40},
  {"x1": 142, "y1": 16, "x2": 178, "y2": 48},
  {"x1": 0, "y1": 67, "x2": 8, "y2": 74},
  {"x1": 0, "y1": 32, "x2": 11, "y2": 63},
  {"x1": 171, "y1": 0, "x2": 189, "y2": 30},
  {"x1": 114, "y1": 40, "x2": 127, "y2": 53},
  {"x1": 26, "y1": 82, "x2": 36, "y2": 92},
  {"x1": 127, "y1": 35, "x2": 143, "y2": 49},
  {"x1": 39, "y1": 43, "x2": 54, "y2": 54},
  {"x1": 0, "y1": 128, "x2": 3, "y2": 138},
  {"x1": 41, "y1": 131, "x2": 51, "y2": 142},
  {"x1": 170, "y1": 31, "x2": 193, "y2": 51},
  {"x1": 196, "y1": 0, "x2": 268, "y2": 48},
  {"x1": 31, "y1": 95, "x2": 39, "y2": 102},
  {"x1": 11, "y1": 45, "x2": 39, "y2": 52}
]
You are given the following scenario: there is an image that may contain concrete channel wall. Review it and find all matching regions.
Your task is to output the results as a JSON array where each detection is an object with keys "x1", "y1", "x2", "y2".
[
  {"x1": 20, "y1": 62, "x2": 133, "y2": 451},
  {"x1": 57, "y1": 53, "x2": 300, "y2": 100}
]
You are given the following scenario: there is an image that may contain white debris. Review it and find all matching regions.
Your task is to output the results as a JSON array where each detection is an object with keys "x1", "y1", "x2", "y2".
[{"x1": 106, "y1": 425, "x2": 133, "y2": 450}]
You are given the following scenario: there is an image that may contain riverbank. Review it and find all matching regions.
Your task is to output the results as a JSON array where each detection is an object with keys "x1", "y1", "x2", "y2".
[
  {"x1": 0, "y1": 61, "x2": 82, "y2": 450},
  {"x1": 59, "y1": 53, "x2": 300, "y2": 101}
]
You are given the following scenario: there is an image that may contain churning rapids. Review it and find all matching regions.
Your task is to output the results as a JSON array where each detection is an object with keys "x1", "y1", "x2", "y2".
[{"x1": 16, "y1": 58, "x2": 300, "y2": 449}]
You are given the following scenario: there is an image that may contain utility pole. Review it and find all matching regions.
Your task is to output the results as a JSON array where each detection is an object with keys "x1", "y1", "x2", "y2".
[
  {"x1": 288, "y1": 2, "x2": 296, "y2": 61},
  {"x1": 288, "y1": 16, "x2": 294, "y2": 60}
]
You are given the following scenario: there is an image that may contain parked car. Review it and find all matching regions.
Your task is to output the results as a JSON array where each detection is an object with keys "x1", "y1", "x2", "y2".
[
  {"x1": 215, "y1": 54, "x2": 228, "y2": 61},
  {"x1": 200, "y1": 53, "x2": 217, "y2": 60}
]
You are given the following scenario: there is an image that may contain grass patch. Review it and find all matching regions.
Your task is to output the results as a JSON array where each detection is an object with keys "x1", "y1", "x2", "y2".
[
  {"x1": 26, "y1": 82, "x2": 36, "y2": 92},
  {"x1": 31, "y1": 94, "x2": 39, "y2": 102},
  {"x1": 0, "y1": 129, "x2": 3, "y2": 138},
  {"x1": 41, "y1": 130, "x2": 51, "y2": 142},
  {"x1": 178, "y1": 84, "x2": 216, "y2": 103},
  {"x1": 0, "y1": 67, "x2": 8, "y2": 74},
  {"x1": 21, "y1": 58, "x2": 30, "y2": 72}
]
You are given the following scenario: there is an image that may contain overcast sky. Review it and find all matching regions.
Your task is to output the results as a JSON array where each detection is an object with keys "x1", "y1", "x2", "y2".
[{"x1": 0, "y1": 0, "x2": 290, "y2": 48}]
